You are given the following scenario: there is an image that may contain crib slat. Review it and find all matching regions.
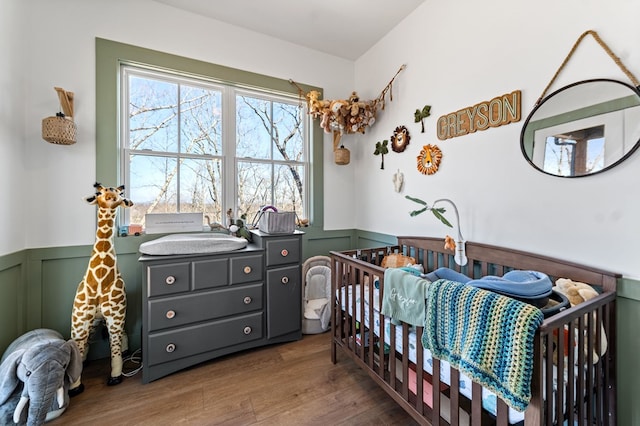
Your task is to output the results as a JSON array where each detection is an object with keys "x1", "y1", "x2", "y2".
[
  {"x1": 545, "y1": 331, "x2": 554, "y2": 424},
  {"x1": 586, "y1": 311, "x2": 594, "y2": 425},
  {"x1": 567, "y1": 321, "x2": 576, "y2": 426},
  {"x1": 496, "y1": 398, "x2": 509, "y2": 426},
  {"x1": 402, "y1": 323, "x2": 410, "y2": 400},
  {"x1": 450, "y1": 368, "x2": 460, "y2": 426},
  {"x1": 350, "y1": 264, "x2": 357, "y2": 353},
  {"x1": 330, "y1": 258, "x2": 338, "y2": 364},
  {"x1": 432, "y1": 358, "x2": 441, "y2": 423},
  {"x1": 415, "y1": 325, "x2": 425, "y2": 416},
  {"x1": 471, "y1": 381, "x2": 482, "y2": 426},
  {"x1": 556, "y1": 327, "x2": 565, "y2": 426},
  {"x1": 525, "y1": 334, "x2": 543, "y2": 426},
  {"x1": 595, "y1": 305, "x2": 603, "y2": 425},
  {"x1": 389, "y1": 322, "x2": 397, "y2": 390},
  {"x1": 604, "y1": 300, "x2": 616, "y2": 425},
  {"x1": 576, "y1": 314, "x2": 586, "y2": 423}
]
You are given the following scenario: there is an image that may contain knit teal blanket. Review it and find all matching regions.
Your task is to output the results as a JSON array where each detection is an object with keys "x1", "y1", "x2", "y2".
[{"x1": 422, "y1": 279, "x2": 544, "y2": 412}]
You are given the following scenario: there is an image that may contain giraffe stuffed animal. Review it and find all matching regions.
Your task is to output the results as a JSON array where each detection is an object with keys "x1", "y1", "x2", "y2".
[{"x1": 70, "y1": 183, "x2": 132, "y2": 393}]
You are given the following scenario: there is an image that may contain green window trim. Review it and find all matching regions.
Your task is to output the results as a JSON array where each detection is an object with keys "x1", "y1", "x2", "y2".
[{"x1": 95, "y1": 37, "x2": 325, "y2": 231}]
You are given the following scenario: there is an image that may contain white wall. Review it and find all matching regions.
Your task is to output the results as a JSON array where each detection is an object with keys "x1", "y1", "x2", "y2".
[
  {"x1": 6, "y1": 0, "x2": 640, "y2": 280},
  {"x1": 0, "y1": 0, "x2": 27, "y2": 255},
  {"x1": 13, "y1": 0, "x2": 355, "y2": 255},
  {"x1": 352, "y1": 0, "x2": 640, "y2": 279}
]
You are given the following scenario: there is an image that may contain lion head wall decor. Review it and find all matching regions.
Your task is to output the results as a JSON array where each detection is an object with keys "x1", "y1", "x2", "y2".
[
  {"x1": 390, "y1": 125, "x2": 410, "y2": 153},
  {"x1": 416, "y1": 144, "x2": 443, "y2": 175}
]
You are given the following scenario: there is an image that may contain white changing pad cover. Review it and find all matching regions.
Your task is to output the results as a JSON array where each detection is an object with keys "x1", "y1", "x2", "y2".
[{"x1": 139, "y1": 233, "x2": 248, "y2": 255}]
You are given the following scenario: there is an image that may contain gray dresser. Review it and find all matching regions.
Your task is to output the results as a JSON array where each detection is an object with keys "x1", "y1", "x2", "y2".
[{"x1": 139, "y1": 230, "x2": 302, "y2": 383}]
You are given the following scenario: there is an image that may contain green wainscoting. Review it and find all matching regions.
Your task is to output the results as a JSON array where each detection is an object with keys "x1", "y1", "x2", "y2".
[
  {"x1": 0, "y1": 228, "x2": 390, "y2": 357},
  {"x1": 0, "y1": 250, "x2": 27, "y2": 352},
  {"x1": 616, "y1": 278, "x2": 640, "y2": 426},
  {"x1": 1, "y1": 234, "x2": 638, "y2": 424}
]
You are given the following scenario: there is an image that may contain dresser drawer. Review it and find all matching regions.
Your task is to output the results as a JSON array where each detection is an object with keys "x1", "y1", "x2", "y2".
[
  {"x1": 230, "y1": 254, "x2": 263, "y2": 284},
  {"x1": 264, "y1": 238, "x2": 300, "y2": 267},
  {"x1": 146, "y1": 312, "x2": 263, "y2": 366},
  {"x1": 147, "y1": 283, "x2": 263, "y2": 332},
  {"x1": 193, "y1": 257, "x2": 228, "y2": 290},
  {"x1": 147, "y1": 262, "x2": 190, "y2": 297}
]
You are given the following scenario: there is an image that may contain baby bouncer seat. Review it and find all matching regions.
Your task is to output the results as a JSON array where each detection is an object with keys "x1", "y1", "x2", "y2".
[{"x1": 301, "y1": 256, "x2": 332, "y2": 334}]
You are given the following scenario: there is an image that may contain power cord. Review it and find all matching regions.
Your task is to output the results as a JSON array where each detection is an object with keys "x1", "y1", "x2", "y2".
[{"x1": 122, "y1": 348, "x2": 143, "y2": 377}]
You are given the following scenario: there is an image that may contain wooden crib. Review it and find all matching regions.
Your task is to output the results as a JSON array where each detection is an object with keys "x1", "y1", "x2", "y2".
[{"x1": 330, "y1": 237, "x2": 618, "y2": 426}]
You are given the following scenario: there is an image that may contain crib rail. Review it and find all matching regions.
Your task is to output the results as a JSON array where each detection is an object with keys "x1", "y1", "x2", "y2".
[{"x1": 330, "y1": 237, "x2": 618, "y2": 426}]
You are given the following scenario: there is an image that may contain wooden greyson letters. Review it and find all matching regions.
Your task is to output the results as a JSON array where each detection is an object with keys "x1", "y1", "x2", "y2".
[{"x1": 437, "y1": 90, "x2": 521, "y2": 140}]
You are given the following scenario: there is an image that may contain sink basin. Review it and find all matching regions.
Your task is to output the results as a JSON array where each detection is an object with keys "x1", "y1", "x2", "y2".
[{"x1": 139, "y1": 233, "x2": 248, "y2": 255}]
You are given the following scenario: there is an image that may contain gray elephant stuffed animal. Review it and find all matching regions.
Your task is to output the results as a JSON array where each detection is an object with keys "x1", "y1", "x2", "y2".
[{"x1": 0, "y1": 329, "x2": 82, "y2": 426}]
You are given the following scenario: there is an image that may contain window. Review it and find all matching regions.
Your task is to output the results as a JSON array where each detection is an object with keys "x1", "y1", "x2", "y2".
[
  {"x1": 120, "y1": 65, "x2": 308, "y2": 228},
  {"x1": 543, "y1": 125, "x2": 605, "y2": 176}
]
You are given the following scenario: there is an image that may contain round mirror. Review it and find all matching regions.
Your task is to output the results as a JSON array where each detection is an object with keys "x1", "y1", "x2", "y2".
[{"x1": 521, "y1": 79, "x2": 640, "y2": 177}]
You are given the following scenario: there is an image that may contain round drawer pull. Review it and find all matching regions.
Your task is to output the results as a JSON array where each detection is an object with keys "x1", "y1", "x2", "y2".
[
  {"x1": 280, "y1": 249, "x2": 289, "y2": 257},
  {"x1": 243, "y1": 266, "x2": 252, "y2": 274},
  {"x1": 243, "y1": 296, "x2": 252, "y2": 305},
  {"x1": 281, "y1": 276, "x2": 289, "y2": 285},
  {"x1": 166, "y1": 343, "x2": 176, "y2": 353},
  {"x1": 165, "y1": 275, "x2": 176, "y2": 285},
  {"x1": 166, "y1": 310, "x2": 176, "y2": 319},
  {"x1": 243, "y1": 326, "x2": 252, "y2": 335}
]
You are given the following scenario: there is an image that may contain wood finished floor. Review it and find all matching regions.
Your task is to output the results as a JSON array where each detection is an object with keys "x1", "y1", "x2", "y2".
[{"x1": 50, "y1": 333, "x2": 418, "y2": 425}]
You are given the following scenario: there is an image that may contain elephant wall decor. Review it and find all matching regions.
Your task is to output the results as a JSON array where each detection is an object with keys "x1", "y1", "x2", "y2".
[{"x1": 0, "y1": 329, "x2": 82, "y2": 426}]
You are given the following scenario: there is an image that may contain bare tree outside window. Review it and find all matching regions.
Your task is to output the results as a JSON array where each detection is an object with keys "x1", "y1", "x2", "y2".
[
  {"x1": 236, "y1": 94, "x2": 305, "y2": 223},
  {"x1": 121, "y1": 66, "x2": 307, "y2": 230}
]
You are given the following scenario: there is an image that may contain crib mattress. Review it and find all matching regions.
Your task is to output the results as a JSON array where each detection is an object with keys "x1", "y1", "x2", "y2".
[{"x1": 340, "y1": 285, "x2": 575, "y2": 424}]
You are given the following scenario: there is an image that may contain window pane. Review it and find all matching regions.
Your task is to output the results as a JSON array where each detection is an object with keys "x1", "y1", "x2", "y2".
[
  {"x1": 237, "y1": 161, "x2": 271, "y2": 223},
  {"x1": 180, "y1": 85, "x2": 222, "y2": 155},
  {"x1": 179, "y1": 158, "x2": 223, "y2": 224},
  {"x1": 272, "y1": 101, "x2": 304, "y2": 161},
  {"x1": 122, "y1": 64, "x2": 309, "y2": 229},
  {"x1": 128, "y1": 75, "x2": 179, "y2": 152},
  {"x1": 236, "y1": 95, "x2": 271, "y2": 159},
  {"x1": 128, "y1": 154, "x2": 178, "y2": 225},
  {"x1": 274, "y1": 164, "x2": 304, "y2": 215}
]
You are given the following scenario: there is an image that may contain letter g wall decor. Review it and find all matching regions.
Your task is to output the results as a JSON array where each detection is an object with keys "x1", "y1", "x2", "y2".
[{"x1": 436, "y1": 90, "x2": 521, "y2": 140}]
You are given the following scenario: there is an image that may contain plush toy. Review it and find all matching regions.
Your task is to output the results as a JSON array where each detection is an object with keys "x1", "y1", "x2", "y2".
[
  {"x1": 444, "y1": 235, "x2": 456, "y2": 251},
  {"x1": 347, "y1": 92, "x2": 363, "y2": 117},
  {"x1": 70, "y1": 183, "x2": 131, "y2": 392},
  {"x1": 328, "y1": 99, "x2": 349, "y2": 131},
  {"x1": 552, "y1": 278, "x2": 607, "y2": 364},
  {"x1": 345, "y1": 92, "x2": 376, "y2": 134},
  {"x1": 0, "y1": 329, "x2": 82, "y2": 426},
  {"x1": 309, "y1": 90, "x2": 379, "y2": 146},
  {"x1": 306, "y1": 90, "x2": 329, "y2": 118},
  {"x1": 555, "y1": 278, "x2": 599, "y2": 305},
  {"x1": 380, "y1": 253, "x2": 416, "y2": 268}
]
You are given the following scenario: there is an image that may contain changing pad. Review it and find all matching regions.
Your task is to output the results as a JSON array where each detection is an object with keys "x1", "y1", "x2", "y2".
[{"x1": 139, "y1": 233, "x2": 248, "y2": 255}]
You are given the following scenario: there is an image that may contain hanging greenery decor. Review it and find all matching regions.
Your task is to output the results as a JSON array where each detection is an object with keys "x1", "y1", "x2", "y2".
[
  {"x1": 374, "y1": 140, "x2": 389, "y2": 169},
  {"x1": 414, "y1": 105, "x2": 431, "y2": 133}
]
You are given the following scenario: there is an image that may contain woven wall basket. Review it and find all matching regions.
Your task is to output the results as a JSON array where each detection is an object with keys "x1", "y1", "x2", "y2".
[
  {"x1": 334, "y1": 145, "x2": 350, "y2": 165},
  {"x1": 42, "y1": 115, "x2": 77, "y2": 145}
]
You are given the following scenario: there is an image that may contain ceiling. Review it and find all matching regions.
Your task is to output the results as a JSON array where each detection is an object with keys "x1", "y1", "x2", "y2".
[{"x1": 153, "y1": 0, "x2": 426, "y2": 60}]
